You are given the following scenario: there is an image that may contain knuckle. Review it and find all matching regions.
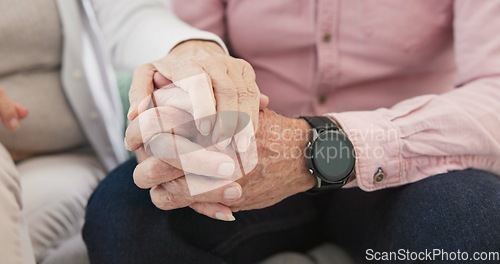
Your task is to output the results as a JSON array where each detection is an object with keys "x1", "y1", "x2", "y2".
[
  {"x1": 150, "y1": 159, "x2": 164, "y2": 176},
  {"x1": 144, "y1": 161, "x2": 160, "y2": 184},
  {"x1": 124, "y1": 129, "x2": 139, "y2": 148},
  {"x1": 124, "y1": 127, "x2": 132, "y2": 141},
  {"x1": 192, "y1": 203, "x2": 208, "y2": 213},
  {"x1": 151, "y1": 192, "x2": 168, "y2": 209},
  {"x1": 152, "y1": 191, "x2": 178, "y2": 210},
  {"x1": 165, "y1": 193, "x2": 183, "y2": 207},
  {"x1": 215, "y1": 85, "x2": 238, "y2": 101},
  {"x1": 163, "y1": 180, "x2": 185, "y2": 196},
  {"x1": 134, "y1": 160, "x2": 166, "y2": 189},
  {"x1": 239, "y1": 60, "x2": 256, "y2": 80},
  {"x1": 237, "y1": 88, "x2": 259, "y2": 103},
  {"x1": 132, "y1": 167, "x2": 145, "y2": 188},
  {"x1": 237, "y1": 59, "x2": 253, "y2": 70}
]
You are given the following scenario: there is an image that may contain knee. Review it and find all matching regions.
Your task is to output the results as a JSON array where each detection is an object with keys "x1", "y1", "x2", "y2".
[
  {"x1": 83, "y1": 159, "x2": 152, "y2": 259},
  {"x1": 391, "y1": 169, "x2": 499, "y2": 251},
  {"x1": 402, "y1": 169, "x2": 498, "y2": 216},
  {"x1": 83, "y1": 158, "x2": 141, "y2": 233}
]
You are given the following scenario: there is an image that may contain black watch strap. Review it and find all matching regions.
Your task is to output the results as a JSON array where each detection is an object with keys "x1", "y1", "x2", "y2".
[{"x1": 300, "y1": 116, "x2": 338, "y2": 133}]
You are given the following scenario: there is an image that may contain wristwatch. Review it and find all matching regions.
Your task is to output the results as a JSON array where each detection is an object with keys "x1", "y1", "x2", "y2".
[{"x1": 300, "y1": 116, "x2": 356, "y2": 190}]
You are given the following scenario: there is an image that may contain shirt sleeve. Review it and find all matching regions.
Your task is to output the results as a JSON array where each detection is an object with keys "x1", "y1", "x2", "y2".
[
  {"x1": 328, "y1": 0, "x2": 500, "y2": 192},
  {"x1": 89, "y1": 0, "x2": 228, "y2": 71},
  {"x1": 171, "y1": 0, "x2": 227, "y2": 42}
]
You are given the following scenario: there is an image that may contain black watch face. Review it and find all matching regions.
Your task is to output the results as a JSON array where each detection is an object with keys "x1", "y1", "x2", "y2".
[{"x1": 312, "y1": 130, "x2": 355, "y2": 182}]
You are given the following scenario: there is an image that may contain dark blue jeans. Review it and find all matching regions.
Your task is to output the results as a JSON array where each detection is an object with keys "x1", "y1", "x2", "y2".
[{"x1": 83, "y1": 158, "x2": 499, "y2": 263}]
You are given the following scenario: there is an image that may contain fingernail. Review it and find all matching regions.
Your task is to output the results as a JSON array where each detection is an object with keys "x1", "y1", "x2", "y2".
[
  {"x1": 199, "y1": 119, "x2": 212, "y2": 136},
  {"x1": 236, "y1": 136, "x2": 250, "y2": 153},
  {"x1": 218, "y1": 162, "x2": 235, "y2": 177},
  {"x1": 224, "y1": 186, "x2": 242, "y2": 200},
  {"x1": 9, "y1": 119, "x2": 19, "y2": 130},
  {"x1": 215, "y1": 212, "x2": 236, "y2": 221}
]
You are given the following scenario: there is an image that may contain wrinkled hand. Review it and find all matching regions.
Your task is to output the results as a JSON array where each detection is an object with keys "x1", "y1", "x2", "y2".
[
  {"x1": 127, "y1": 87, "x2": 315, "y2": 220},
  {"x1": 126, "y1": 86, "x2": 259, "y2": 221},
  {"x1": 225, "y1": 109, "x2": 316, "y2": 212},
  {"x1": 126, "y1": 40, "x2": 270, "y2": 221},
  {"x1": 128, "y1": 40, "x2": 268, "y2": 150},
  {"x1": 0, "y1": 85, "x2": 28, "y2": 130}
]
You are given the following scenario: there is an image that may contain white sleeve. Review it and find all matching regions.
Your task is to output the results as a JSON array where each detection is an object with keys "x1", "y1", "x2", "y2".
[{"x1": 89, "y1": 0, "x2": 227, "y2": 71}]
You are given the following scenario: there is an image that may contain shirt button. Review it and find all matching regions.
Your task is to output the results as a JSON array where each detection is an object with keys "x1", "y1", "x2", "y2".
[
  {"x1": 373, "y1": 167, "x2": 385, "y2": 183},
  {"x1": 318, "y1": 95, "x2": 327, "y2": 104},
  {"x1": 322, "y1": 33, "x2": 332, "y2": 43}
]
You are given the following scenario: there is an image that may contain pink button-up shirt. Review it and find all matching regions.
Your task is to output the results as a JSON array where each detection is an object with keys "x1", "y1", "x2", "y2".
[{"x1": 172, "y1": 0, "x2": 500, "y2": 191}]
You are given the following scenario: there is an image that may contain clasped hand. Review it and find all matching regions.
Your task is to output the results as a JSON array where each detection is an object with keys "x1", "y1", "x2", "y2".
[
  {"x1": 126, "y1": 93, "x2": 315, "y2": 221},
  {"x1": 126, "y1": 41, "x2": 315, "y2": 221}
]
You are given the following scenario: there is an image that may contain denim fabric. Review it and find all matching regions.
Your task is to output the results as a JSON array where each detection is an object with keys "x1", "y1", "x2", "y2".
[
  {"x1": 83, "y1": 158, "x2": 499, "y2": 264},
  {"x1": 319, "y1": 169, "x2": 500, "y2": 263}
]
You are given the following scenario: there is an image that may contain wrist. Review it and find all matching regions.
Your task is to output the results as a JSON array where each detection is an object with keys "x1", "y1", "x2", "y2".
[
  {"x1": 257, "y1": 110, "x2": 316, "y2": 191},
  {"x1": 296, "y1": 118, "x2": 317, "y2": 190},
  {"x1": 286, "y1": 115, "x2": 316, "y2": 191}
]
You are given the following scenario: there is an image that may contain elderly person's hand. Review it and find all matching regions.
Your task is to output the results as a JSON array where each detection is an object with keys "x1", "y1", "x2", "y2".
[
  {"x1": 127, "y1": 40, "x2": 268, "y2": 151},
  {"x1": 224, "y1": 109, "x2": 316, "y2": 212},
  {"x1": 126, "y1": 85, "x2": 260, "y2": 221},
  {"x1": 0, "y1": 85, "x2": 28, "y2": 131},
  {"x1": 125, "y1": 40, "x2": 270, "y2": 221},
  {"x1": 126, "y1": 84, "x2": 315, "y2": 220}
]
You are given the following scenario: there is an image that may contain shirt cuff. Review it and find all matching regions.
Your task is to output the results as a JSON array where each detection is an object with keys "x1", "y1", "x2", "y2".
[
  {"x1": 164, "y1": 30, "x2": 229, "y2": 55},
  {"x1": 327, "y1": 109, "x2": 404, "y2": 191}
]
